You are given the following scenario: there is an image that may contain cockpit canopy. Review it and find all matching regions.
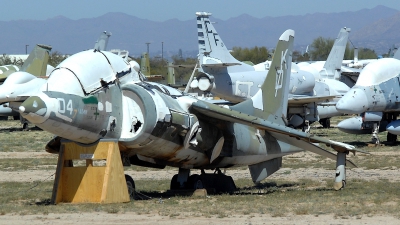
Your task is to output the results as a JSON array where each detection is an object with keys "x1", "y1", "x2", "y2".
[{"x1": 356, "y1": 58, "x2": 400, "y2": 86}]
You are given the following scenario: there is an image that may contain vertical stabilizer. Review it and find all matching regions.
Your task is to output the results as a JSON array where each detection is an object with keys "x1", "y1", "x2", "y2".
[
  {"x1": 140, "y1": 52, "x2": 150, "y2": 76},
  {"x1": 94, "y1": 31, "x2": 112, "y2": 51},
  {"x1": 231, "y1": 30, "x2": 294, "y2": 125},
  {"x1": 353, "y1": 48, "x2": 359, "y2": 63},
  {"x1": 393, "y1": 48, "x2": 400, "y2": 60},
  {"x1": 167, "y1": 62, "x2": 175, "y2": 85},
  {"x1": 20, "y1": 44, "x2": 52, "y2": 77},
  {"x1": 321, "y1": 27, "x2": 350, "y2": 80},
  {"x1": 196, "y1": 12, "x2": 241, "y2": 66}
]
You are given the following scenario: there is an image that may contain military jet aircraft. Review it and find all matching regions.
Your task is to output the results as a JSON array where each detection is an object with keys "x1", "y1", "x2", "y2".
[
  {"x1": 336, "y1": 50, "x2": 400, "y2": 144},
  {"x1": 0, "y1": 31, "x2": 115, "y2": 126},
  {"x1": 0, "y1": 44, "x2": 51, "y2": 123},
  {"x1": 17, "y1": 29, "x2": 361, "y2": 193},
  {"x1": 139, "y1": 52, "x2": 164, "y2": 81},
  {"x1": 188, "y1": 12, "x2": 348, "y2": 130}
]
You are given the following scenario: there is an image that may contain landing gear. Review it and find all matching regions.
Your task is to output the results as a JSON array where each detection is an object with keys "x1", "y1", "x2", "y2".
[
  {"x1": 188, "y1": 174, "x2": 204, "y2": 189},
  {"x1": 20, "y1": 116, "x2": 29, "y2": 131},
  {"x1": 170, "y1": 168, "x2": 236, "y2": 193},
  {"x1": 371, "y1": 122, "x2": 380, "y2": 144},
  {"x1": 334, "y1": 152, "x2": 347, "y2": 190},
  {"x1": 302, "y1": 120, "x2": 311, "y2": 133},
  {"x1": 387, "y1": 132, "x2": 397, "y2": 143},
  {"x1": 125, "y1": 174, "x2": 135, "y2": 200},
  {"x1": 319, "y1": 118, "x2": 331, "y2": 128}
]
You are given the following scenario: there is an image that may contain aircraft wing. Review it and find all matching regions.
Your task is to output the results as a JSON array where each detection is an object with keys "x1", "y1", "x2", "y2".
[
  {"x1": 191, "y1": 100, "x2": 368, "y2": 167},
  {"x1": 288, "y1": 95, "x2": 339, "y2": 105}
]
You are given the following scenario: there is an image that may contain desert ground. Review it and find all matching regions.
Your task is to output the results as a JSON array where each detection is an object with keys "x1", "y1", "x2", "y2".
[{"x1": 1, "y1": 118, "x2": 400, "y2": 224}]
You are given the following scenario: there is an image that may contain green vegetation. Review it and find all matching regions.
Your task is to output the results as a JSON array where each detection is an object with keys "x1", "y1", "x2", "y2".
[
  {"x1": 0, "y1": 54, "x2": 24, "y2": 67},
  {"x1": 308, "y1": 36, "x2": 377, "y2": 61},
  {"x1": 48, "y1": 51, "x2": 68, "y2": 67},
  {"x1": 230, "y1": 46, "x2": 269, "y2": 64}
]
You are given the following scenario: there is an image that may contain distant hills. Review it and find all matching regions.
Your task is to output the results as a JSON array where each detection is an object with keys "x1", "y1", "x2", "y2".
[{"x1": 0, "y1": 5, "x2": 399, "y2": 58}]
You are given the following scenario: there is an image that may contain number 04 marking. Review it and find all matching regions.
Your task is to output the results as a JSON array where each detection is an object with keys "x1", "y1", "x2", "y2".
[{"x1": 58, "y1": 98, "x2": 73, "y2": 115}]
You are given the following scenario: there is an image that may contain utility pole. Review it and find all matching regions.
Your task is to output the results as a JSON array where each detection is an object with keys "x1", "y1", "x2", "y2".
[
  {"x1": 25, "y1": 45, "x2": 29, "y2": 54},
  {"x1": 161, "y1": 42, "x2": 164, "y2": 63},
  {"x1": 145, "y1": 42, "x2": 150, "y2": 55}
]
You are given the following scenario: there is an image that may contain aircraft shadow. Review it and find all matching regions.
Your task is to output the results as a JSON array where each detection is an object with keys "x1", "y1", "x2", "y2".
[
  {"x1": 132, "y1": 181, "x2": 333, "y2": 201},
  {"x1": 0, "y1": 126, "x2": 42, "y2": 133}
]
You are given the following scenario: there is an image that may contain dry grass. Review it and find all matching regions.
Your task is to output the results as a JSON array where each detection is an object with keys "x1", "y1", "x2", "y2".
[
  {"x1": 1, "y1": 178, "x2": 400, "y2": 218},
  {"x1": 0, "y1": 116, "x2": 400, "y2": 218}
]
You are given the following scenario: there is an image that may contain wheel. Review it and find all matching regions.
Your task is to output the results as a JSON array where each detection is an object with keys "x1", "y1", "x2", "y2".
[
  {"x1": 372, "y1": 137, "x2": 380, "y2": 145},
  {"x1": 125, "y1": 174, "x2": 135, "y2": 199},
  {"x1": 325, "y1": 118, "x2": 331, "y2": 128},
  {"x1": 319, "y1": 118, "x2": 330, "y2": 128},
  {"x1": 170, "y1": 174, "x2": 180, "y2": 190},
  {"x1": 188, "y1": 174, "x2": 204, "y2": 189},
  {"x1": 22, "y1": 122, "x2": 29, "y2": 131}
]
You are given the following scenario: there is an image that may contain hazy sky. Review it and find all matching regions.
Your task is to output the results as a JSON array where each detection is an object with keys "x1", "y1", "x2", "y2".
[{"x1": 1, "y1": 0, "x2": 399, "y2": 21}]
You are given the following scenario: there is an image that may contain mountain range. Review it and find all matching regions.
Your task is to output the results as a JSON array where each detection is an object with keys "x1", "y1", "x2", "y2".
[{"x1": 0, "y1": 5, "x2": 399, "y2": 58}]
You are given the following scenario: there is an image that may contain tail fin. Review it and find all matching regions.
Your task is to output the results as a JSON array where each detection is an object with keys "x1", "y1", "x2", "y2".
[
  {"x1": 94, "y1": 31, "x2": 112, "y2": 51},
  {"x1": 231, "y1": 30, "x2": 294, "y2": 125},
  {"x1": 196, "y1": 12, "x2": 241, "y2": 66},
  {"x1": 393, "y1": 47, "x2": 400, "y2": 60},
  {"x1": 20, "y1": 44, "x2": 52, "y2": 76},
  {"x1": 167, "y1": 62, "x2": 175, "y2": 85},
  {"x1": 140, "y1": 52, "x2": 150, "y2": 76},
  {"x1": 321, "y1": 27, "x2": 350, "y2": 80}
]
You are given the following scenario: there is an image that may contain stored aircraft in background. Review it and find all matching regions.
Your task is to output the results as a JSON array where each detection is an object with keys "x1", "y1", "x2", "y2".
[
  {"x1": 94, "y1": 31, "x2": 112, "y2": 51},
  {"x1": 188, "y1": 12, "x2": 351, "y2": 130},
  {"x1": 0, "y1": 31, "x2": 114, "y2": 126},
  {"x1": 17, "y1": 29, "x2": 361, "y2": 193},
  {"x1": 336, "y1": 50, "x2": 400, "y2": 144},
  {"x1": 0, "y1": 44, "x2": 51, "y2": 123}
]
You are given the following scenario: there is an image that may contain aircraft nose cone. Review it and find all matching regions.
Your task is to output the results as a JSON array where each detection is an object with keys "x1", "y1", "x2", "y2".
[
  {"x1": 20, "y1": 96, "x2": 47, "y2": 115},
  {"x1": 19, "y1": 96, "x2": 48, "y2": 124},
  {"x1": 336, "y1": 88, "x2": 368, "y2": 114}
]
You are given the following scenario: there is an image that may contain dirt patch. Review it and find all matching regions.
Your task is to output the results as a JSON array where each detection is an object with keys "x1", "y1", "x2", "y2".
[{"x1": 0, "y1": 212, "x2": 399, "y2": 225}]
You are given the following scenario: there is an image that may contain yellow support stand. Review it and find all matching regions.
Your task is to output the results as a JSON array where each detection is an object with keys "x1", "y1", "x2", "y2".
[{"x1": 51, "y1": 139, "x2": 130, "y2": 204}]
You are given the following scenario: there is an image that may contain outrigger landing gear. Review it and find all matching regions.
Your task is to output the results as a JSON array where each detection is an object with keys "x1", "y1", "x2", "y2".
[
  {"x1": 170, "y1": 168, "x2": 236, "y2": 193},
  {"x1": 334, "y1": 152, "x2": 347, "y2": 190},
  {"x1": 371, "y1": 122, "x2": 380, "y2": 144}
]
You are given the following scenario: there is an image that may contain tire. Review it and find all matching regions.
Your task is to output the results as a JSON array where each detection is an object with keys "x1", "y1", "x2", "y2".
[
  {"x1": 326, "y1": 118, "x2": 331, "y2": 128},
  {"x1": 125, "y1": 174, "x2": 135, "y2": 200},
  {"x1": 170, "y1": 174, "x2": 180, "y2": 190},
  {"x1": 387, "y1": 132, "x2": 397, "y2": 142},
  {"x1": 188, "y1": 174, "x2": 204, "y2": 190},
  {"x1": 320, "y1": 118, "x2": 330, "y2": 128}
]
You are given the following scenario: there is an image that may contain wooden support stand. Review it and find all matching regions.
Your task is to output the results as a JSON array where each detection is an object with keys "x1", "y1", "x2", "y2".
[{"x1": 51, "y1": 139, "x2": 130, "y2": 204}]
